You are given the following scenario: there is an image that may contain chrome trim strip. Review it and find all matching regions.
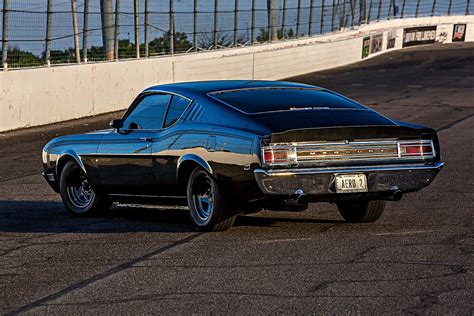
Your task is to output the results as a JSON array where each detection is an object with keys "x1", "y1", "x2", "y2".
[
  {"x1": 208, "y1": 86, "x2": 324, "y2": 95},
  {"x1": 269, "y1": 139, "x2": 432, "y2": 148},
  {"x1": 262, "y1": 139, "x2": 436, "y2": 166},
  {"x1": 109, "y1": 194, "x2": 187, "y2": 199},
  {"x1": 254, "y1": 162, "x2": 444, "y2": 177}
]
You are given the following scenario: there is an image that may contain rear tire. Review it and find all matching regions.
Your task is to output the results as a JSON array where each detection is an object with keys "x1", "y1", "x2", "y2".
[
  {"x1": 187, "y1": 167, "x2": 236, "y2": 231},
  {"x1": 59, "y1": 161, "x2": 112, "y2": 217},
  {"x1": 337, "y1": 200, "x2": 385, "y2": 223}
]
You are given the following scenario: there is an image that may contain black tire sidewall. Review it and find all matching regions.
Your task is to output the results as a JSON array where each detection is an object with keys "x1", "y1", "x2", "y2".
[
  {"x1": 59, "y1": 161, "x2": 101, "y2": 216},
  {"x1": 337, "y1": 200, "x2": 385, "y2": 223}
]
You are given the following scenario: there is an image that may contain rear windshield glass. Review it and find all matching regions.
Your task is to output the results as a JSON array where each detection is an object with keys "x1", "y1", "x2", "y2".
[{"x1": 209, "y1": 88, "x2": 364, "y2": 114}]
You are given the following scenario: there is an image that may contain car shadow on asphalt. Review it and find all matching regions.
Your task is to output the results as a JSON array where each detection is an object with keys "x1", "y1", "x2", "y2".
[{"x1": 0, "y1": 200, "x2": 344, "y2": 233}]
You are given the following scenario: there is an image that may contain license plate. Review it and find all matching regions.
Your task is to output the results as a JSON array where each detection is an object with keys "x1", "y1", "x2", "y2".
[{"x1": 335, "y1": 174, "x2": 368, "y2": 193}]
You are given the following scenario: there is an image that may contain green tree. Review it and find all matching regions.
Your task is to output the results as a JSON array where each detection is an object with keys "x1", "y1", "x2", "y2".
[
  {"x1": 8, "y1": 46, "x2": 42, "y2": 68},
  {"x1": 256, "y1": 28, "x2": 295, "y2": 43},
  {"x1": 147, "y1": 31, "x2": 192, "y2": 55}
]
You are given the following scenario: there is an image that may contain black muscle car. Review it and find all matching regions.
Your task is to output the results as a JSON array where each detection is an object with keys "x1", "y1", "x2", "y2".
[{"x1": 42, "y1": 80, "x2": 444, "y2": 231}]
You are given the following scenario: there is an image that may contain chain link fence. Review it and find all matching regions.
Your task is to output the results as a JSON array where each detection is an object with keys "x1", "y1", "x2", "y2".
[{"x1": 1, "y1": 0, "x2": 473, "y2": 70}]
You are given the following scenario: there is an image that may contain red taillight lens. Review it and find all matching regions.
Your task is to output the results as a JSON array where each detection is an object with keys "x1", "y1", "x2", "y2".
[
  {"x1": 263, "y1": 147, "x2": 296, "y2": 165},
  {"x1": 399, "y1": 142, "x2": 434, "y2": 157},
  {"x1": 264, "y1": 149, "x2": 274, "y2": 163}
]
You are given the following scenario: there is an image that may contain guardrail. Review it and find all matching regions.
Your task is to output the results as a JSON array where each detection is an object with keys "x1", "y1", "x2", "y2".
[{"x1": 1, "y1": 0, "x2": 473, "y2": 70}]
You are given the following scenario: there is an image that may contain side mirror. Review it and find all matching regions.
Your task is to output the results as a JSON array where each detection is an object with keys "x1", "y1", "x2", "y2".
[{"x1": 109, "y1": 119, "x2": 124, "y2": 131}]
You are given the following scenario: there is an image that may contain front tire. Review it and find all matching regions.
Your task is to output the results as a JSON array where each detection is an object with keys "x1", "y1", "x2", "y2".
[
  {"x1": 187, "y1": 167, "x2": 236, "y2": 231},
  {"x1": 337, "y1": 200, "x2": 386, "y2": 223},
  {"x1": 59, "y1": 161, "x2": 111, "y2": 217}
]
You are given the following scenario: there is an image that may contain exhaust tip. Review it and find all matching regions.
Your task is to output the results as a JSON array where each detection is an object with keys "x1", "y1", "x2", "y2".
[
  {"x1": 297, "y1": 194, "x2": 308, "y2": 204},
  {"x1": 392, "y1": 190, "x2": 403, "y2": 201}
]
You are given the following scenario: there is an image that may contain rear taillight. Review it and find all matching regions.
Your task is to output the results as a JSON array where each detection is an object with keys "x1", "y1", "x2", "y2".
[
  {"x1": 399, "y1": 140, "x2": 434, "y2": 158},
  {"x1": 262, "y1": 146, "x2": 297, "y2": 166}
]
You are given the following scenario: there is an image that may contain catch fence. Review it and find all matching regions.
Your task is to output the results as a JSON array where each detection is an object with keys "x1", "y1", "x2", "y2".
[{"x1": 1, "y1": 0, "x2": 473, "y2": 69}]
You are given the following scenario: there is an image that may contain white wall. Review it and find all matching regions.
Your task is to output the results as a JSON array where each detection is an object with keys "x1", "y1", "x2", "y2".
[{"x1": 1, "y1": 15, "x2": 473, "y2": 132}]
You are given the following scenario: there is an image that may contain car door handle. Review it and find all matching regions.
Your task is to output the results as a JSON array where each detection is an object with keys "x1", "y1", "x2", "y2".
[{"x1": 139, "y1": 137, "x2": 153, "y2": 142}]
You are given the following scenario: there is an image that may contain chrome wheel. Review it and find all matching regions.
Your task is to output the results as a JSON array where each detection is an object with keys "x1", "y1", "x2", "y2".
[
  {"x1": 191, "y1": 172, "x2": 215, "y2": 222},
  {"x1": 187, "y1": 167, "x2": 236, "y2": 231},
  {"x1": 65, "y1": 168, "x2": 95, "y2": 210}
]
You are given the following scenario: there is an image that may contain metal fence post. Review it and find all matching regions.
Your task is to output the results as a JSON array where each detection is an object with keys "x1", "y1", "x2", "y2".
[
  {"x1": 466, "y1": 0, "x2": 471, "y2": 15},
  {"x1": 331, "y1": 0, "x2": 336, "y2": 31},
  {"x1": 170, "y1": 0, "x2": 175, "y2": 54},
  {"x1": 367, "y1": 0, "x2": 373, "y2": 22},
  {"x1": 350, "y1": 0, "x2": 355, "y2": 27},
  {"x1": 251, "y1": 0, "x2": 255, "y2": 43},
  {"x1": 144, "y1": 0, "x2": 149, "y2": 57},
  {"x1": 71, "y1": 0, "x2": 81, "y2": 64},
  {"x1": 193, "y1": 0, "x2": 198, "y2": 51},
  {"x1": 213, "y1": 0, "x2": 218, "y2": 48},
  {"x1": 281, "y1": 0, "x2": 286, "y2": 38},
  {"x1": 431, "y1": 0, "x2": 436, "y2": 16},
  {"x1": 113, "y1": 0, "x2": 119, "y2": 60},
  {"x1": 267, "y1": 0, "x2": 277, "y2": 42},
  {"x1": 401, "y1": 0, "x2": 406, "y2": 18},
  {"x1": 415, "y1": 0, "x2": 421, "y2": 17},
  {"x1": 45, "y1": 0, "x2": 52, "y2": 66},
  {"x1": 360, "y1": 0, "x2": 366, "y2": 24},
  {"x1": 376, "y1": 0, "x2": 382, "y2": 20},
  {"x1": 233, "y1": 0, "x2": 238, "y2": 45},
  {"x1": 342, "y1": 0, "x2": 347, "y2": 28},
  {"x1": 1, "y1": 0, "x2": 7, "y2": 69},
  {"x1": 388, "y1": 0, "x2": 393, "y2": 19},
  {"x1": 83, "y1": 0, "x2": 89, "y2": 62},
  {"x1": 296, "y1": 0, "x2": 301, "y2": 36},
  {"x1": 101, "y1": 0, "x2": 114, "y2": 60},
  {"x1": 134, "y1": 0, "x2": 139, "y2": 58},
  {"x1": 447, "y1": 0, "x2": 452, "y2": 15},
  {"x1": 308, "y1": 0, "x2": 314, "y2": 35},
  {"x1": 319, "y1": 0, "x2": 324, "y2": 35}
]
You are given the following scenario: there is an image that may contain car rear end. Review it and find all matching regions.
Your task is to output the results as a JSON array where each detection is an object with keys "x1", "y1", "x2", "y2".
[{"x1": 254, "y1": 125, "x2": 443, "y2": 203}]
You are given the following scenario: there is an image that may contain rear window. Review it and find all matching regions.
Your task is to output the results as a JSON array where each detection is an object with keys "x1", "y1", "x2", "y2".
[{"x1": 209, "y1": 88, "x2": 364, "y2": 114}]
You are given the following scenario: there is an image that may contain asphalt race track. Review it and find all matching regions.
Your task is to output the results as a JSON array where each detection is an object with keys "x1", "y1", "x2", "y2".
[{"x1": 1, "y1": 42, "x2": 473, "y2": 314}]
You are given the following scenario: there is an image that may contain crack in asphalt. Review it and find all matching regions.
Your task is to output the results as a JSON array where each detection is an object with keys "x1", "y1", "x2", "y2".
[
  {"x1": 437, "y1": 113, "x2": 474, "y2": 132},
  {"x1": 0, "y1": 172, "x2": 41, "y2": 184},
  {"x1": 5, "y1": 232, "x2": 203, "y2": 316}
]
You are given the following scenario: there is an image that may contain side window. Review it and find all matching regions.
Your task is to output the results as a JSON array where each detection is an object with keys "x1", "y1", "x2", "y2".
[
  {"x1": 123, "y1": 94, "x2": 172, "y2": 130},
  {"x1": 164, "y1": 96, "x2": 191, "y2": 128}
]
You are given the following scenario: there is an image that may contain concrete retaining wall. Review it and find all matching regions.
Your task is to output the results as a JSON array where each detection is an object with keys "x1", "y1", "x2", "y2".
[{"x1": 1, "y1": 15, "x2": 473, "y2": 132}]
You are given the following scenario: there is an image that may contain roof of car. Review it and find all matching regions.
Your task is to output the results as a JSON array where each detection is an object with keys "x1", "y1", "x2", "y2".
[{"x1": 144, "y1": 80, "x2": 318, "y2": 97}]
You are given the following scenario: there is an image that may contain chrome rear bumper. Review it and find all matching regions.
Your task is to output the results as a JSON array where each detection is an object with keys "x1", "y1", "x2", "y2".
[{"x1": 254, "y1": 162, "x2": 444, "y2": 196}]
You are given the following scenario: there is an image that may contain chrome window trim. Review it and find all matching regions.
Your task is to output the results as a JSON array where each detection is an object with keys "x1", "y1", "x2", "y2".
[
  {"x1": 163, "y1": 96, "x2": 193, "y2": 129},
  {"x1": 209, "y1": 86, "x2": 325, "y2": 95},
  {"x1": 121, "y1": 90, "x2": 193, "y2": 132}
]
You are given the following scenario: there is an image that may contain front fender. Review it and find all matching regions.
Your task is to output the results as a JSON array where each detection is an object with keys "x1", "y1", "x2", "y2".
[{"x1": 56, "y1": 150, "x2": 87, "y2": 175}]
